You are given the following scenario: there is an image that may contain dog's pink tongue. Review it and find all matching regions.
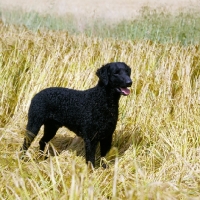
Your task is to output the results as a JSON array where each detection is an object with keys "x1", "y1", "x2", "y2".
[{"x1": 120, "y1": 87, "x2": 130, "y2": 95}]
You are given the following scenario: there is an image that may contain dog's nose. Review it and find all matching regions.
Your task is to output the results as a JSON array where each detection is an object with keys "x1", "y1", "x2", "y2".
[{"x1": 126, "y1": 79, "x2": 132, "y2": 87}]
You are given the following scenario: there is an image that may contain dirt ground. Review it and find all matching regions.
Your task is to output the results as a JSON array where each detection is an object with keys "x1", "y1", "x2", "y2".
[{"x1": 0, "y1": 0, "x2": 200, "y2": 21}]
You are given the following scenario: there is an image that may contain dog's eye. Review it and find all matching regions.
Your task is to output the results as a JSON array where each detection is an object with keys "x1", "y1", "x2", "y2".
[
  {"x1": 126, "y1": 69, "x2": 131, "y2": 75},
  {"x1": 114, "y1": 70, "x2": 120, "y2": 75}
]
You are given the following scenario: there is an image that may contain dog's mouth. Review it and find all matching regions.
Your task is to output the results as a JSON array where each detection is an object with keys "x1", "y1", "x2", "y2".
[{"x1": 116, "y1": 87, "x2": 130, "y2": 96}]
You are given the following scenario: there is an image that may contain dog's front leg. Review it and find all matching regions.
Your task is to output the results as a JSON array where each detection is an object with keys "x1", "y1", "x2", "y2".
[{"x1": 84, "y1": 139, "x2": 98, "y2": 167}]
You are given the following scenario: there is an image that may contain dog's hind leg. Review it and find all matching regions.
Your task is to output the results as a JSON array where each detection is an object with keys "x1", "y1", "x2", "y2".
[
  {"x1": 20, "y1": 115, "x2": 44, "y2": 152},
  {"x1": 21, "y1": 131, "x2": 37, "y2": 152},
  {"x1": 21, "y1": 124, "x2": 42, "y2": 152},
  {"x1": 39, "y1": 119, "x2": 60, "y2": 152}
]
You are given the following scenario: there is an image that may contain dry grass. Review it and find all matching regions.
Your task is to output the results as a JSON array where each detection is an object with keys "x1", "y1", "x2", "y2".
[{"x1": 1, "y1": 19, "x2": 200, "y2": 199}]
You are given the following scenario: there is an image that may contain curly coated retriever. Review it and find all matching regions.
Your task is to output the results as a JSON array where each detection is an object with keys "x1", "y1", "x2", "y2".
[{"x1": 21, "y1": 62, "x2": 132, "y2": 167}]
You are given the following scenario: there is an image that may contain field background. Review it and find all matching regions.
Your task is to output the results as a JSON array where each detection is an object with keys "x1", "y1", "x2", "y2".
[
  {"x1": 1, "y1": 0, "x2": 200, "y2": 199},
  {"x1": 1, "y1": 0, "x2": 200, "y2": 20}
]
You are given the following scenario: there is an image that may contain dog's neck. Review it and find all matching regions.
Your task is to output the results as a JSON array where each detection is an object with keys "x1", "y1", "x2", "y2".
[{"x1": 96, "y1": 82, "x2": 121, "y2": 107}]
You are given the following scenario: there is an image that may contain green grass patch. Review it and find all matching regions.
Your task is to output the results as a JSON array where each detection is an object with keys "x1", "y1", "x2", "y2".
[{"x1": 1, "y1": 7, "x2": 200, "y2": 44}]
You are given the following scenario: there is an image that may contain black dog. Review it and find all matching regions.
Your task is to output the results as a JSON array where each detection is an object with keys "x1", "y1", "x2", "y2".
[{"x1": 21, "y1": 62, "x2": 132, "y2": 167}]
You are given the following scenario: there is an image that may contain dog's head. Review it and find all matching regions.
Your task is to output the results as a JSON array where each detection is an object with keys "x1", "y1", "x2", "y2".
[{"x1": 96, "y1": 62, "x2": 132, "y2": 96}]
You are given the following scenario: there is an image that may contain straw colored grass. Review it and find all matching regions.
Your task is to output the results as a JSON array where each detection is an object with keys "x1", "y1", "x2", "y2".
[{"x1": 1, "y1": 18, "x2": 200, "y2": 199}]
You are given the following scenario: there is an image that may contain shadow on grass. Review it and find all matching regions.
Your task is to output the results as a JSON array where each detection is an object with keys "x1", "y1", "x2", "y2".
[{"x1": 49, "y1": 127, "x2": 143, "y2": 167}]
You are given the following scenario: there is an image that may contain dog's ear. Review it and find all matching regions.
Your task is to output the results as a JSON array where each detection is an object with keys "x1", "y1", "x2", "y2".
[{"x1": 96, "y1": 64, "x2": 110, "y2": 85}]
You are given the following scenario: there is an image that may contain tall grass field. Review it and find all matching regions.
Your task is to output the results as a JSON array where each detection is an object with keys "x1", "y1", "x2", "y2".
[{"x1": 1, "y1": 7, "x2": 200, "y2": 199}]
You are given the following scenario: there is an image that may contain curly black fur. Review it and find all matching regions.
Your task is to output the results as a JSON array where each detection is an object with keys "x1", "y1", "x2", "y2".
[{"x1": 21, "y1": 62, "x2": 132, "y2": 167}]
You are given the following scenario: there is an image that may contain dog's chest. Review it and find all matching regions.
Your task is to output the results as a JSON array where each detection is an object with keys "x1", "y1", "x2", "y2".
[{"x1": 98, "y1": 104, "x2": 118, "y2": 132}]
